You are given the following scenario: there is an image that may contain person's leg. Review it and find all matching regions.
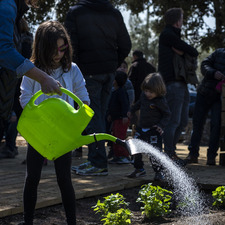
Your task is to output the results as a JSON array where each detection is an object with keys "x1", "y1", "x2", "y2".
[
  {"x1": 147, "y1": 129, "x2": 163, "y2": 173},
  {"x1": 188, "y1": 93, "x2": 210, "y2": 158},
  {"x1": 173, "y1": 86, "x2": 189, "y2": 147},
  {"x1": 85, "y1": 73, "x2": 115, "y2": 169},
  {"x1": 133, "y1": 129, "x2": 144, "y2": 169},
  {"x1": 207, "y1": 98, "x2": 221, "y2": 162},
  {"x1": 5, "y1": 119, "x2": 18, "y2": 152},
  {"x1": 112, "y1": 119, "x2": 129, "y2": 158},
  {"x1": 163, "y1": 82, "x2": 189, "y2": 157},
  {"x1": 54, "y1": 152, "x2": 76, "y2": 225},
  {"x1": 23, "y1": 144, "x2": 44, "y2": 225}
]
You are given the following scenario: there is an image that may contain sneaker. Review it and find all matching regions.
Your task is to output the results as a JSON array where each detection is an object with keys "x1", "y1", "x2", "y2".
[
  {"x1": 127, "y1": 168, "x2": 146, "y2": 178},
  {"x1": 185, "y1": 154, "x2": 198, "y2": 164},
  {"x1": 117, "y1": 157, "x2": 130, "y2": 164},
  {"x1": 170, "y1": 154, "x2": 186, "y2": 167},
  {"x1": 71, "y1": 161, "x2": 91, "y2": 172},
  {"x1": 154, "y1": 171, "x2": 165, "y2": 182},
  {"x1": 77, "y1": 166, "x2": 108, "y2": 176},
  {"x1": 206, "y1": 158, "x2": 216, "y2": 166}
]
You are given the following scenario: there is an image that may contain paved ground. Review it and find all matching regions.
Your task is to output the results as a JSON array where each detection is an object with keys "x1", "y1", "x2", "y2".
[{"x1": 0, "y1": 135, "x2": 225, "y2": 218}]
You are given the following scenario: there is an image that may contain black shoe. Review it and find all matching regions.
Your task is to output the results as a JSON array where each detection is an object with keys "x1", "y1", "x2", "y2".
[
  {"x1": 185, "y1": 154, "x2": 198, "y2": 164},
  {"x1": 170, "y1": 154, "x2": 186, "y2": 167},
  {"x1": 206, "y1": 159, "x2": 216, "y2": 166}
]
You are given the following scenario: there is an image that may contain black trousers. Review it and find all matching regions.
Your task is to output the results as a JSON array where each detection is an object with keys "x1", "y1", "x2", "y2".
[
  {"x1": 23, "y1": 144, "x2": 76, "y2": 225},
  {"x1": 133, "y1": 127, "x2": 163, "y2": 172}
]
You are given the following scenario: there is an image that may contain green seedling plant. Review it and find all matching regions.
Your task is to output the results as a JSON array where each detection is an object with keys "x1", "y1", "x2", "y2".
[
  {"x1": 212, "y1": 186, "x2": 225, "y2": 207},
  {"x1": 92, "y1": 193, "x2": 132, "y2": 225},
  {"x1": 137, "y1": 183, "x2": 173, "y2": 219}
]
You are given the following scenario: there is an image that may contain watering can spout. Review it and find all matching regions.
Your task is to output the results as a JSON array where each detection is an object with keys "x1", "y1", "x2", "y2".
[
  {"x1": 79, "y1": 133, "x2": 132, "y2": 156},
  {"x1": 115, "y1": 138, "x2": 132, "y2": 155}
]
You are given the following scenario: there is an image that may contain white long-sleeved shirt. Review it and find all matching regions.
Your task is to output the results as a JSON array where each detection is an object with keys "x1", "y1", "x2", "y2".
[{"x1": 20, "y1": 62, "x2": 90, "y2": 108}]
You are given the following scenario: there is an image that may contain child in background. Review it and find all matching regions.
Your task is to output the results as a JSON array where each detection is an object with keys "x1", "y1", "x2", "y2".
[
  {"x1": 107, "y1": 71, "x2": 130, "y2": 164},
  {"x1": 107, "y1": 61, "x2": 134, "y2": 160},
  {"x1": 18, "y1": 21, "x2": 90, "y2": 225},
  {"x1": 117, "y1": 60, "x2": 135, "y2": 107},
  {"x1": 127, "y1": 73, "x2": 171, "y2": 181}
]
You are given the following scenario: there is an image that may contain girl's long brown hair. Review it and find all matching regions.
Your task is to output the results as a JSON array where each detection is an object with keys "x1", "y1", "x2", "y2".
[{"x1": 30, "y1": 20, "x2": 73, "y2": 75}]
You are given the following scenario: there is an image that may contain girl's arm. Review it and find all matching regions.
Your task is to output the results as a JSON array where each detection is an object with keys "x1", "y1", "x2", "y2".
[
  {"x1": 20, "y1": 76, "x2": 35, "y2": 108},
  {"x1": 72, "y1": 64, "x2": 90, "y2": 105}
]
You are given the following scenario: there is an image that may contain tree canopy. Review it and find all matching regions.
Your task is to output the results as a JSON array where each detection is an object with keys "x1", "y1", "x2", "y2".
[{"x1": 25, "y1": 0, "x2": 224, "y2": 51}]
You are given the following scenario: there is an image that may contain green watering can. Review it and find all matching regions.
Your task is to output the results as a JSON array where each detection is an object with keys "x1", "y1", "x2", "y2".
[{"x1": 17, "y1": 87, "x2": 131, "y2": 160}]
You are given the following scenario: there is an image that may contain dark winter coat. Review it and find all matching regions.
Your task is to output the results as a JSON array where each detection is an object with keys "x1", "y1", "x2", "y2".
[
  {"x1": 197, "y1": 48, "x2": 225, "y2": 101},
  {"x1": 108, "y1": 87, "x2": 129, "y2": 121},
  {"x1": 130, "y1": 93, "x2": 171, "y2": 129},
  {"x1": 65, "y1": 0, "x2": 131, "y2": 76},
  {"x1": 158, "y1": 25, "x2": 198, "y2": 84}
]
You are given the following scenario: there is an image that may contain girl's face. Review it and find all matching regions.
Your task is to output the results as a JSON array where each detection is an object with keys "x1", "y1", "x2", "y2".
[
  {"x1": 52, "y1": 38, "x2": 67, "y2": 68},
  {"x1": 144, "y1": 90, "x2": 157, "y2": 100}
]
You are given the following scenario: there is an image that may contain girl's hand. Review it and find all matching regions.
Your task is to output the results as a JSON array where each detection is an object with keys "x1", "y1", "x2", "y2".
[
  {"x1": 25, "y1": 67, "x2": 62, "y2": 95},
  {"x1": 153, "y1": 125, "x2": 164, "y2": 135}
]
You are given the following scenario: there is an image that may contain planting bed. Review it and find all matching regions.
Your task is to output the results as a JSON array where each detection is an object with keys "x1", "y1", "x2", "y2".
[{"x1": 1, "y1": 187, "x2": 225, "y2": 225}]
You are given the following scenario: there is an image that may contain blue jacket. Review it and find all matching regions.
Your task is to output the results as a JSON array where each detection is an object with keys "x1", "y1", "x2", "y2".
[{"x1": 0, "y1": 0, "x2": 34, "y2": 77}]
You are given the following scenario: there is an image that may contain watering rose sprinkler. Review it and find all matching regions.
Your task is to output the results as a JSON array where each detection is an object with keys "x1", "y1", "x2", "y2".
[{"x1": 17, "y1": 87, "x2": 132, "y2": 160}]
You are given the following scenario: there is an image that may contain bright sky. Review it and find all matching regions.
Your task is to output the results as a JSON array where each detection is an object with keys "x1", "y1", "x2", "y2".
[{"x1": 121, "y1": 10, "x2": 215, "y2": 32}]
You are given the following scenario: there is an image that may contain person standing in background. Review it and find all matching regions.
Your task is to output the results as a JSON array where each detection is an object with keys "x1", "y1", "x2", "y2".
[
  {"x1": 158, "y1": 8, "x2": 198, "y2": 166},
  {"x1": 128, "y1": 50, "x2": 156, "y2": 103},
  {"x1": 0, "y1": 18, "x2": 33, "y2": 159},
  {"x1": 128, "y1": 50, "x2": 156, "y2": 127},
  {"x1": 0, "y1": 0, "x2": 62, "y2": 127},
  {"x1": 185, "y1": 49, "x2": 224, "y2": 166},
  {"x1": 65, "y1": 0, "x2": 131, "y2": 176}
]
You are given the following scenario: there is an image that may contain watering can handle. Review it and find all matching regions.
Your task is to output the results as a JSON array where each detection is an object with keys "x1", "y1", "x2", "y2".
[{"x1": 29, "y1": 87, "x2": 83, "y2": 108}]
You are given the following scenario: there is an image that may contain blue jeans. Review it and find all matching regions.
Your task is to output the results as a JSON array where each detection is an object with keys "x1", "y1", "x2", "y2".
[
  {"x1": 163, "y1": 82, "x2": 189, "y2": 156},
  {"x1": 188, "y1": 92, "x2": 221, "y2": 160},
  {"x1": 84, "y1": 73, "x2": 115, "y2": 168}
]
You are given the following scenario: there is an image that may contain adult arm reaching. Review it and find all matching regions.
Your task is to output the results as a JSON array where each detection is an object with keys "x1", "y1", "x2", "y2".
[{"x1": 0, "y1": 0, "x2": 62, "y2": 96}]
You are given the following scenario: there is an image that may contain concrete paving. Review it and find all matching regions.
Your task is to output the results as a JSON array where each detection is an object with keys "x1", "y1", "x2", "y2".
[{"x1": 0, "y1": 135, "x2": 225, "y2": 218}]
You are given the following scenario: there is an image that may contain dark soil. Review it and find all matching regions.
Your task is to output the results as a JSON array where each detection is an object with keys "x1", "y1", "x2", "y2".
[{"x1": 1, "y1": 187, "x2": 225, "y2": 225}]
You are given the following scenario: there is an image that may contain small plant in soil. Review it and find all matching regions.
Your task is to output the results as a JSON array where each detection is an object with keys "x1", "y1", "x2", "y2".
[
  {"x1": 212, "y1": 186, "x2": 225, "y2": 208},
  {"x1": 136, "y1": 183, "x2": 173, "y2": 220},
  {"x1": 92, "y1": 193, "x2": 132, "y2": 225}
]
